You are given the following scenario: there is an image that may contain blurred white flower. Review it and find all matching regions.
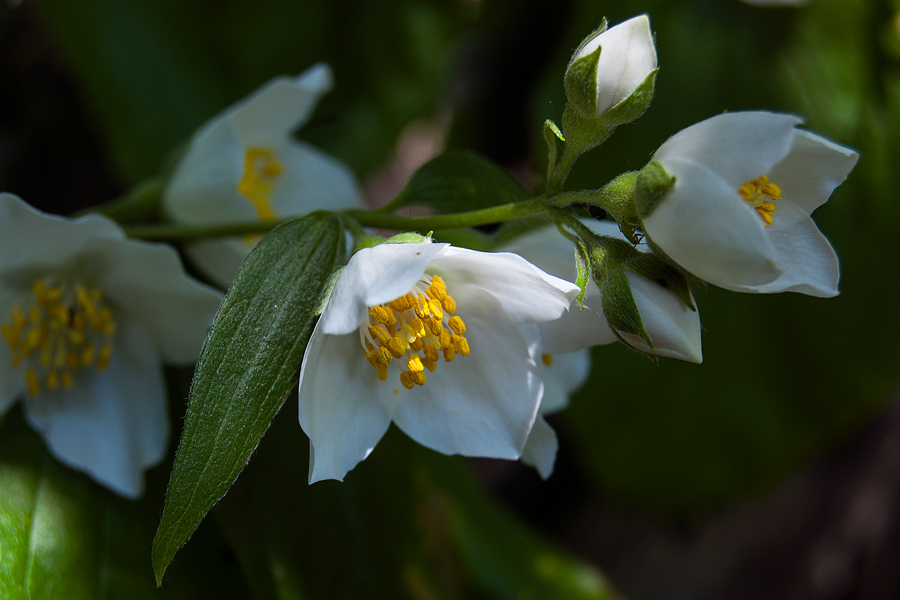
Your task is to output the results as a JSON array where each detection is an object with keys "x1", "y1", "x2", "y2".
[
  {"x1": 0, "y1": 193, "x2": 222, "y2": 498},
  {"x1": 297, "y1": 240, "x2": 579, "y2": 483},
  {"x1": 164, "y1": 63, "x2": 363, "y2": 288},
  {"x1": 641, "y1": 111, "x2": 858, "y2": 296}
]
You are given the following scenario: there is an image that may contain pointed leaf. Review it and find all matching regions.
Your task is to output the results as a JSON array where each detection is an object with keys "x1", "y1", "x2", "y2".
[
  {"x1": 152, "y1": 212, "x2": 345, "y2": 584},
  {"x1": 389, "y1": 151, "x2": 529, "y2": 213}
]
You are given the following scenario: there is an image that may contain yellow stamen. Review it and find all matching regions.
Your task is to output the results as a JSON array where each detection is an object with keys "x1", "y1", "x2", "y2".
[
  {"x1": 3, "y1": 279, "x2": 117, "y2": 396},
  {"x1": 237, "y1": 147, "x2": 283, "y2": 243},
  {"x1": 542, "y1": 354, "x2": 554, "y2": 367},
  {"x1": 359, "y1": 273, "x2": 471, "y2": 390},
  {"x1": 738, "y1": 175, "x2": 782, "y2": 228}
]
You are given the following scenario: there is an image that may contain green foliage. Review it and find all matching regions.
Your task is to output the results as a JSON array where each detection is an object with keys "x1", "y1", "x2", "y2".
[
  {"x1": 390, "y1": 151, "x2": 530, "y2": 213},
  {"x1": 0, "y1": 412, "x2": 159, "y2": 600},
  {"x1": 152, "y1": 213, "x2": 345, "y2": 584},
  {"x1": 212, "y1": 408, "x2": 617, "y2": 600}
]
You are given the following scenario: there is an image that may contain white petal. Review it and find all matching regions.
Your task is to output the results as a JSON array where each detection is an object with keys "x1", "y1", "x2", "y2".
[
  {"x1": 654, "y1": 112, "x2": 800, "y2": 188},
  {"x1": 162, "y1": 118, "x2": 248, "y2": 225},
  {"x1": 500, "y1": 221, "x2": 618, "y2": 353},
  {"x1": 229, "y1": 64, "x2": 333, "y2": 145},
  {"x1": 620, "y1": 273, "x2": 703, "y2": 363},
  {"x1": 726, "y1": 207, "x2": 840, "y2": 296},
  {"x1": 644, "y1": 157, "x2": 781, "y2": 287},
  {"x1": 428, "y1": 247, "x2": 578, "y2": 324},
  {"x1": 520, "y1": 416, "x2": 559, "y2": 480},
  {"x1": 540, "y1": 349, "x2": 591, "y2": 415},
  {"x1": 390, "y1": 288, "x2": 541, "y2": 459},
  {"x1": 769, "y1": 130, "x2": 859, "y2": 216},
  {"x1": 298, "y1": 322, "x2": 395, "y2": 483},
  {"x1": 22, "y1": 321, "x2": 168, "y2": 498},
  {"x1": 319, "y1": 242, "x2": 446, "y2": 335},
  {"x1": 183, "y1": 238, "x2": 252, "y2": 289},
  {"x1": 0, "y1": 194, "x2": 123, "y2": 274},
  {"x1": 269, "y1": 140, "x2": 364, "y2": 215},
  {"x1": 91, "y1": 236, "x2": 222, "y2": 364}
]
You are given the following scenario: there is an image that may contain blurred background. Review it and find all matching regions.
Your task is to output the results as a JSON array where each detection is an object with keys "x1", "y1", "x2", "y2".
[{"x1": 2, "y1": 0, "x2": 899, "y2": 598}]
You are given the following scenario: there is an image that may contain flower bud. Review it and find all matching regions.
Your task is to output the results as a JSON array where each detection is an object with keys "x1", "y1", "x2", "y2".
[{"x1": 564, "y1": 15, "x2": 658, "y2": 124}]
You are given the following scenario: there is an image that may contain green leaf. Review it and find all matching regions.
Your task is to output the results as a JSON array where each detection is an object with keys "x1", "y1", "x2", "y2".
[
  {"x1": 152, "y1": 212, "x2": 345, "y2": 585},
  {"x1": 0, "y1": 411, "x2": 159, "y2": 600},
  {"x1": 389, "y1": 151, "x2": 529, "y2": 214}
]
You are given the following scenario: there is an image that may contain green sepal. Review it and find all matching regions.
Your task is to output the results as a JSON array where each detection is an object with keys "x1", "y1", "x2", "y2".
[
  {"x1": 600, "y1": 68, "x2": 658, "y2": 126},
  {"x1": 543, "y1": 119, "x2": 565, "y2": 183},
  {"x1": 386, "y1": 150, "x2": 528, "y2": 214},
  {"x1": 563, "y1": 42, "x2": 602, "y2": 118},
  {"x1": 553, "y1": 171, "x2": 640, "y2": 226},
  {"x1": 556, "y1": 221, "x2": 592, "y2": 308},
  {"x1": 635, "y1": 160, "x2": 675, "y2": 218},
  {"x1": 151, "y1": 212, "x2": 345, "y2": 585}
]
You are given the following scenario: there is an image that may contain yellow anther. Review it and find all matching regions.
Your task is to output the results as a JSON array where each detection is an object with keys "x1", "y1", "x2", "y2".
[
  {"x1": 46, "y1": 371, "x2": 59, "y2": 391},
  {"x1": 426, "y1": 275, "x2": 447, "y2": 300},
  {"x1": 369, "y1": 305, "x2": 393, "y2": 325},
  {"x1": 410, "y1": 318, "x2": 426, "y2": 339},
  {"x1": 376, "y1": 365, "x2": 388, "y2": 381},
  {"x1": 407, "y1": 354, "x2": 424, "y2": 373},
  {"x1": 443, "y1": 345, "x2": 456, "y2": 362},
  {"x1": 388, "y1": 336, "x2": 407, "y2": 359},
  {"x1": 422, "y1": 357, "x2": 438, "y2": 372},
  {"x1": 28, "y1": 306, "x2": 41, "y2": 323},
  {"x1": 11, "y1": 305, "x2": 26, "y2": 328},
  {"x1": 62, "y1": 371, "x2": 74, "y2": 389},
  {"x1": 427, "y1": 299, "x2": 443, "y2": 320},
  {"x1": 96, "y1": 343, "x2": 113, "y2": 371},
  {"x1": 414, "y1": 296, "x2": 430, "y2": 318},
  {"x1": 389, "y1": 294, "x2": 413, "y2": 313},
  {"x1": 412, "y1": 372, "x2": 427, "y2": 386},
  {"x1": 1, "y1": 323, "x2": 15, "y2": 346},
  {"x1": 442, "y1": 295, "x2": 456, "y2": 314},
  {"x1": 423, "y1": 343, "x2": 439, "y2": 362},
  {"x1": 81, "y1": 344, "x2": 95, "y2": 367},
  {"x1": 409, "y1": 337, "x2": 423, "y2": 352},
  {"x1": 375, "y1": 346, "x2": 393, "y2": 366},
  {"x1": 448, "y1": 316, "x2": 466, "y2": 335},
  {"x1": 542, "y1": 354, "x2": 554, "y2": 367},
  {"x1": 25, "y1": 369, "x2": 40, "y2": 396},
  {"x1": 369, "y1": 325, "x2": 392, "y2": 346},
  {"x1": 439, "y1": 329, "x2": 452, "y2": 350},
  {"x1": 400, "y1": 371, "x2": 415, "y2": 390},
  {"x1": 456, "y1": 337, "x2": 470, "y2": 357},
  {"x1": 423, "y1": 318, "x2": 441, "y2": 337}
]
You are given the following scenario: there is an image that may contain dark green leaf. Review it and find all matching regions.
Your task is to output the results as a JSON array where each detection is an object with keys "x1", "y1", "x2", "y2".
[
  {"x1": 152, "y1": 213, "x2": 345, "y2": 584},
  {"x1": 0, "y1": 411, "x2": 159, "y2": 600},
  {"x1": 390, "y1": 151, "x2": 529, "y2": 214}
]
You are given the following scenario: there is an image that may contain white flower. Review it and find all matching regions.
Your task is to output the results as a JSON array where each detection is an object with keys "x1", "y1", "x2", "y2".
[
  {"x1": 0, "y1": 193, "x2": 222, "y2": 498},
  {"x1": 641, "y1": 111, "x2": 858, "y2": 296},
  {"x1": 501, "y1": 220, "x2": 703, "y2": 363},
  {"x1": 163, "y1": 63, "x2": 364, "y2": 288},
  {"x1": 297, "y1": 241, "x2": 579, "y2": 483},
  {"x1": 570, "y1": 15, "x2": 657, "y2": 116}
]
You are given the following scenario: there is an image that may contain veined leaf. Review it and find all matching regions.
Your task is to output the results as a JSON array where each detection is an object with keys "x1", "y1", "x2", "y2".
[
  {"x1": 389, "y1": 151, "x2": 529, "y2": 214},
  {"x1": 152, "y1": 213, "x2": 344, "y2": 584}
]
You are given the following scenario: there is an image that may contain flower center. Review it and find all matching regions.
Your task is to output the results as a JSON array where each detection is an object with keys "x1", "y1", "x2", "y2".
[
  {"x1": 359, "y1": 274, "x2": 470, "y2": 390},
  {"x1": 1, "y1": 279, "x2": 116, "y2": 396},
  {"x1": 238, "y1": 146, "x2": 283, "y2": 226},
  {"x1": 738, "y1": 175, "x2": 781, "y2": 227}
]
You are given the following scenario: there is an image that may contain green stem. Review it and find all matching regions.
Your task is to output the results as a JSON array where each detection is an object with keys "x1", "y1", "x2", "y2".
[
  {"x1": 73, "y1": 177, "x2": 165, "y2": 222},
  {"x1": 124, "y1": 197, "x2": 559, "y2": 242}
]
